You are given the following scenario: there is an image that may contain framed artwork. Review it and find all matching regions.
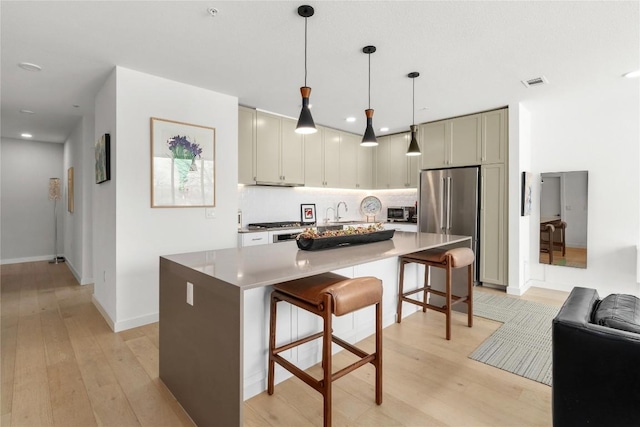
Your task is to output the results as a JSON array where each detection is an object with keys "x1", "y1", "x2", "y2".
[
  {"x1": 95, "y1": 134, "x2": 111, "y2": 184},
  {"x1": 67, "y1": 167, "x2": 74, "y2": 213},
  {"x1": 300, "y1": 203, "x2": 316, "y2": 224},
  {"x1": 150, "y1": 117, "x2": 216, "y2": 208},
  {"x1": 521, "y1": 171, "x2": 533, "y2": 216}
]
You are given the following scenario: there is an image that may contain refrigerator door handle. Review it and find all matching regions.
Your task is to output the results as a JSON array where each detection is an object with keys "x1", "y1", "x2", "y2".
[
  {"x1": 440, "y1": 177, "x2": 446, "y2": 231},
  {"x1": 447, "y1": 176, "x2": 452, "y2": 231}
]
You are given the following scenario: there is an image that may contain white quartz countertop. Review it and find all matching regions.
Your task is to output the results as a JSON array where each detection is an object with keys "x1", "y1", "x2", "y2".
[{"x1": 162, "y1": 231, "x2": 471, "y2": 291}]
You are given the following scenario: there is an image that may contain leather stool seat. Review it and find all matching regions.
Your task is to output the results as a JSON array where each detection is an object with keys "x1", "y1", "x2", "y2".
[
  {"x1": 397, "y1": 247, "x2": 474, "y2": 340},
  {"x1": 268, "y1": 272, "x2": 383, "y2": 427}
]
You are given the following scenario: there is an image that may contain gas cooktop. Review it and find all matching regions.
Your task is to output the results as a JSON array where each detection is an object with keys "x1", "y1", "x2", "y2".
[{"x1": 247, "y1": 221, "x2": 304, "y2": 230}]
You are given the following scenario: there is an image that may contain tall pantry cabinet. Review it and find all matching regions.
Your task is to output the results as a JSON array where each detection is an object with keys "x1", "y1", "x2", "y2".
[{"x1": 419, "y1": 108, "x2": 508, "y2": 287}]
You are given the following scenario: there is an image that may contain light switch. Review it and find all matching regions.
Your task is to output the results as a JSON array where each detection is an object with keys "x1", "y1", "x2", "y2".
[{"x1": 187, "y1": 282, "x2": 194, "y2": 306}]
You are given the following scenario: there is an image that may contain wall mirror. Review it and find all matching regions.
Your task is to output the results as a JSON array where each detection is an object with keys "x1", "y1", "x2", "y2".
[{"x1": 539, "y1": 171, "x2": 588, "y2": 268}]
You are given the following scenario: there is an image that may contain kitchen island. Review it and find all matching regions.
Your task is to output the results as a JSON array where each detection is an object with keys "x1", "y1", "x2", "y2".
[{"x1": 159, "y1": 231, "x2": 471, "y2": 426}]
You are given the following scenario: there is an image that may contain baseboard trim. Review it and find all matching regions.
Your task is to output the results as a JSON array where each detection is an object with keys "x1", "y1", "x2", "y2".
[
  {"x1": 114, "y1": 312, "x2": 159, "y2": 333},
  {"x1": 91, "y1": 295, "x2": 159, "y2": 332},
  {"x1": 92, "y1": 295, "x2": 116, "y2": 331},
  {"x1": 1, "y1": 254, "x2": 55, "y2": 265}
]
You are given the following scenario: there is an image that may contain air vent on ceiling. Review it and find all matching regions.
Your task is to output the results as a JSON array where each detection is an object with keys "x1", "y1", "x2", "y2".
[{"x1": 521, "y1": 76, "x2": 549, "y2": 88}]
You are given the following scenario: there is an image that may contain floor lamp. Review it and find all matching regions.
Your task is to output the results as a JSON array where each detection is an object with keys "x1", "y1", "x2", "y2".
[{"x1": 48, "y1": 178, "x2": 65, "y2": 264}]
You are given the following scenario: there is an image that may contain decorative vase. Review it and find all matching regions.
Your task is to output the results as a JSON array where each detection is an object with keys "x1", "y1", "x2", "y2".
[{"x1": 174, "y1": 158, "x2": 193, "y2": 191}]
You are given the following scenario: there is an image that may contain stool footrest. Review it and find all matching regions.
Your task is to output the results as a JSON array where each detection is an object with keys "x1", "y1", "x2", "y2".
[
  {"x1": 272, "y1": 353, "x2": 323, "y2": 394},
  {"x1": 272, "y1": 331, "x2": 324, "y2": 354}
]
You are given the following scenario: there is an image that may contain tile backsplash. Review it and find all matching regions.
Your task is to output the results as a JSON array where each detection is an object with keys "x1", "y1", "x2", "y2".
[{"x1": 238, "y1": 185, "x2": 417, "y2": 227}]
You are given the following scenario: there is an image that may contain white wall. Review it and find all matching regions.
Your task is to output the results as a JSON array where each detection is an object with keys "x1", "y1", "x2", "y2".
[
  {"x1": 525, "y1": 77, "x2": 640, "y2": 297},
  {"x1": 1, "y1": 138, "x2": 64, "y2": 263},
  {"x1": 62, "y1": 118, "x2": 94, "y2": 284},
  {"x1": 94, "y1": 70, "x2": 118, "y2": 324},
  {"x1": 94, "y1": 66, "x2": 238, "y2": 331}
]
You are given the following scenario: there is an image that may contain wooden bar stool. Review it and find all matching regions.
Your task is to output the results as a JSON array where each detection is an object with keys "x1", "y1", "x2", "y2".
[
  {"x1": 268, "y1": 272, "x2": 383, "y2": 427},
  {"x1": 396, "y1": 247, "x2": 474, "y2": 340}
]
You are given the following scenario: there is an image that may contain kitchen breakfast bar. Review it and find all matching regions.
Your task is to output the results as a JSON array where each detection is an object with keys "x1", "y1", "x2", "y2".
[{"x1": 159, "y1": 231, "x2": 471, "y2": 426}]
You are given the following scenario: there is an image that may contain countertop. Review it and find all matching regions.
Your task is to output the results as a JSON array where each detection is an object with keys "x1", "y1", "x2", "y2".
[
  {"x1": 162, "y1": 231, "x2": 471, "y2": 290},
  {"x1": 237, "y1": 220, "x2": 416, "y2": 233}
]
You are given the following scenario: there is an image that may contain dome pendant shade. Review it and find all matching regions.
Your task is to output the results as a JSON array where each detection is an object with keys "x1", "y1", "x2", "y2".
[
  {"x1": 361, "y1": 109, "x2": 377, "y2": 146},
  {"x1": 406, "y1": 125, "x2": 421, "y2": 156},
  {"x1": 296, "y1": 86, "x2": 317, "y2": 134}
]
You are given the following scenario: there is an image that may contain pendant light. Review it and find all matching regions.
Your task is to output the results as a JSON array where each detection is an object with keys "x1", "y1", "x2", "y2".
[
  {"x1": 295, "y1": 5, "x2": 317, "y2": 134},
  {"x1": 406, "y1": 72, "x2": 422, "y2": 156},
  {"x1": 361, "y1": 45, "x2": 378, "y2": 146}
]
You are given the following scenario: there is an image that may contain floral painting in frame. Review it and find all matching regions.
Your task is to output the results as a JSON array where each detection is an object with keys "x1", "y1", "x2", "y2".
[{"x1": 150, "y1": 117, "x2": 216, "y2": 208}]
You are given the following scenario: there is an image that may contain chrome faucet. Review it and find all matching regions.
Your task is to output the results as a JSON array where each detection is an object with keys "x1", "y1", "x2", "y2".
[
  {"x1": 336, "y1": 201, "x2": 348, "y2": 221},
  {"x1": 325, "y1": 207, "x2": 335, "y2": 223}
]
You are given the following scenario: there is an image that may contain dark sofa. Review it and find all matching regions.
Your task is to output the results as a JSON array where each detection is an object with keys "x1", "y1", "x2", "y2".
[{"x1": 552, "y1": 286, "x2": 640, "y2": 426}]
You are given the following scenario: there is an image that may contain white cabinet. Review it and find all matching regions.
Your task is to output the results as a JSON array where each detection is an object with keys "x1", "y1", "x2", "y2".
[
  {"x1": 341, "y1": 133, "x2": 373, "y2": 189},
  {"x1": 239, "y1": 232, "x2": 269, "y2": 247},
  {"x1": 304, "y1": 128, "x2": 372, "y2": 189},
  {"x1": 303, "y1": 126, "x2": 339, "y2": 188},
  {"x1": 421, "y1": 109, "x2": 507, "y2": 169},
  {"x1": 480, "y1": 163, "x2": 507, "y2": 285},
  {"x1": 420, "y1": 114, "x2": 481, "y2": 168},
  {"x1": 384, "y1": 223, "x2": 418, "y2": 232},
  {"x1": 481, "y1": 108, "x2": 507, "y2": 164},
  {"x1": 375, "y1": 133, "x2": 418, "y2": 189},
  {"x1": 238, "y1": 106, "x2": 256, "y2": 184},
  {"x1": 448, "y1": 114, "x2": 481, "y2": 166},
  {"x1": 255, "y1": 111, "x2": 304, "y2": 186}
]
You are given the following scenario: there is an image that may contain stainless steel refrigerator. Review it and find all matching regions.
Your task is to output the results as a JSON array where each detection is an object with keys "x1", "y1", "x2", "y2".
[{"x1": 419, "y1": 166, "x2": 480, "y2": 285}]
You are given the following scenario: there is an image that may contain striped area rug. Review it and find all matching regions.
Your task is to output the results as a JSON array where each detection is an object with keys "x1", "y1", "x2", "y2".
[{"x1": 469, "y1": 292, "x2": 560, "y2": 386}]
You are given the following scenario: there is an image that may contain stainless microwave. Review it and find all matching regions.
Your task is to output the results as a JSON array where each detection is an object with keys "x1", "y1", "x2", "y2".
[{"x1": 387, "y1": 206, "x2": 416, "y2": 222}]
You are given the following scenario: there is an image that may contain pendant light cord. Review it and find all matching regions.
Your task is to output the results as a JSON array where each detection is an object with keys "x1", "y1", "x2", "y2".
[
  {"x1": 304, "y1": 17, "x2": 308, "y2": 87},
  {"x1": 412, "y1": 77, "x2": 415, "y2": 126},
  {"x1": 368, "y1": 53, "x2": 371, "y2": 109}
]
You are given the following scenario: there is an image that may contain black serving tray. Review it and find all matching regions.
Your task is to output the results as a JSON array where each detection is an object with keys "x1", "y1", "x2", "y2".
[{"x1": 296, "y1": 229, "x2": 395, "y2": 251}]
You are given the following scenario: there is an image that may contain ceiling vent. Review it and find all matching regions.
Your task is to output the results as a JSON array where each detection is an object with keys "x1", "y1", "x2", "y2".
[{"x1": 521, "y1": 76, "x2": 549, "y2": 88}]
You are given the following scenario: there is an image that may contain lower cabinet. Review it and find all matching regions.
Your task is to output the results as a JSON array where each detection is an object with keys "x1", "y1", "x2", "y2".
[
  {"x1": 480, "y1": 163, "x2": 507, "y2": 285},
  {"x1": 238, "y1": 232, "x2": 269, "y2": 247}
]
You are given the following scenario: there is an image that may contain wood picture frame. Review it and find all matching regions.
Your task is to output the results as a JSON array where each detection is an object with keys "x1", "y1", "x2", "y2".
[
  {"x1": 150, "y1": 117, "x2": 216, "y2": 208},
  {"x1": 95, "y1": 134, "x2": 110, "y2": 184},
  {"x1": 67, "y1": 167, "x2": 74, "y2": 213},
  {"x1": 300, "y1": 203, "x2": 316, "y2": 224}
]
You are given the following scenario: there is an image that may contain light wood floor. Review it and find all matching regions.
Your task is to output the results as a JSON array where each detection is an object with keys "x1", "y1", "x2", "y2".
[{"x1": 1, "y1": 261, "x2": 568, "y2": 427}]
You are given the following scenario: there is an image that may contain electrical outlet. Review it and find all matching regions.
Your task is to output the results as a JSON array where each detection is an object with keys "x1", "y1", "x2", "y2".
[
  {"x1": 205, "y1": 208, "x2": 215, "y2": 219},
  {"x1": 186, "y1": 282, "x2": 194, "y2": 306}
]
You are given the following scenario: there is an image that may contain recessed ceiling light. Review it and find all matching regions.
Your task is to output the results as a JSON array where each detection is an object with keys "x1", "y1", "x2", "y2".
[
  {"x1": 346, "y1": 117, "x2": 356, "y2": 122},
  {"x1": 623, "y1": 70, "x2": 640, "y2": 78},
  {"x1": 19, "y1": 109, "x2": 35, "y2": 114},
  {"x1": 73, "y1": 104, "x2": 80, "y2": 108},
  {"x1": 18, "y1": 62, "x2": 42, "y2": 72},
  {"x1": 21, "y1": 133, "x2": 33, "y2": 138},
  {"x1": 379, "y1": 127, "x2": 389, "y2": 132},
  {"x1": 207, "y1": 7, "x2": 218, "y2": 17}
]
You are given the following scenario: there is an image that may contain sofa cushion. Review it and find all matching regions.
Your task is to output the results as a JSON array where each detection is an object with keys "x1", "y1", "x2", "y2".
[{"x1": 593, "y1": 294, "x2": 640, "y2": 334}]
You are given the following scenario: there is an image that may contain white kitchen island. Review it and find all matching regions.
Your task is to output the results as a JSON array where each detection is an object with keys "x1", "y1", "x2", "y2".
[{"x1": 159, "y1": 231, "x2": 471, "y2": 426}]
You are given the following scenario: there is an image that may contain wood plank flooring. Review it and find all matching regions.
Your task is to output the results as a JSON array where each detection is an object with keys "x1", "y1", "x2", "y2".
[{"x1": 1, "y1": 261, "x2": 568, "y2": 427}]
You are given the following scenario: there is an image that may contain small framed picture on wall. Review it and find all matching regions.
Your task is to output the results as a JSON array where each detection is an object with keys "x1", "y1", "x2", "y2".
[{"x1": 300, "y1": 204, "x2": 316, "y2": 224}]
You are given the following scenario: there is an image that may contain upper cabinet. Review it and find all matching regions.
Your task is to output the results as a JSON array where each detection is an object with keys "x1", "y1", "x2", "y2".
[
  {"x1": 375, "y1": 133, "x2": 418, "y2": 189},
  {"x1": 255, "y1": 111, "x2": 304, "y2": 186},
  {"x1": 481, "y1": 108, "x2": 507, "y2": 164},
  {"x1": 238, "y1": 106, "x2": 256, "y2": 185},
  {"x1": 420, "y1": 108, "x2": 507, "y2": 169},
  {"x1": 304, "y1": 127, "x2": 372, "y2": 189}
]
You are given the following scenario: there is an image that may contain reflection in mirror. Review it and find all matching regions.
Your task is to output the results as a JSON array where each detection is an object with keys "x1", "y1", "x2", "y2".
[{"x1": 540, "y1": 171, "x2": 588, "y2": 268}]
